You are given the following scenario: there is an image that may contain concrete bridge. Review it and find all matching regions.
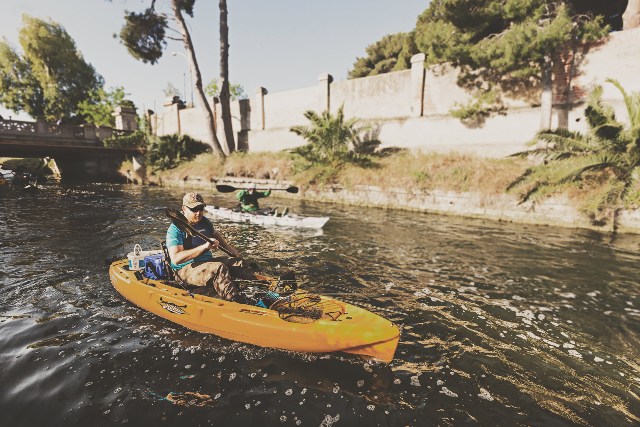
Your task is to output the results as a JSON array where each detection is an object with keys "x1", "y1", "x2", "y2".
[{"x1": 0, "y1": 113, "x2": 144, "y2": 182}]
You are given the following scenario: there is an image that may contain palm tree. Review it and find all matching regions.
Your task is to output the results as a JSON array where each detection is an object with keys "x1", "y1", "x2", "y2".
[
  {"x1": 290, "y1": 105, "x2": 369, "y2": 166},
  {"x1": 508, "y1": 79, "x2": 640, "y2": 229}
]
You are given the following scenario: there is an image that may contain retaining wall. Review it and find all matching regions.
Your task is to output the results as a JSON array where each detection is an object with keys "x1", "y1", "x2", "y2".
[{"x1": 151, "y1": 28, "x2": 640, "y2": 158}]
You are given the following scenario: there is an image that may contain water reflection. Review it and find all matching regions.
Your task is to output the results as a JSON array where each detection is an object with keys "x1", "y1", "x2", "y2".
[{"x1": 1, "y1": 183, "x2": 639, "y2": 426}]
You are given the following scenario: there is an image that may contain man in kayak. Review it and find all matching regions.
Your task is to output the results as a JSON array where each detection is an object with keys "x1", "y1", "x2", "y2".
[
  {"x1": 166, "y1": 192, "x2": 250, "y2": 302},
  {"x1": 236, "y1": 183, "x2": 288, "y2": 216},
  {"x1": 236, "y1": 183, "x2": 272, "y2": 214}
]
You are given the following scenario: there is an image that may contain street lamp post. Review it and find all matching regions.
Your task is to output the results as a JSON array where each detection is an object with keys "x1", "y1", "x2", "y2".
[{"x1": 171, "y1": 51, "x2": 193, "y2": 106}]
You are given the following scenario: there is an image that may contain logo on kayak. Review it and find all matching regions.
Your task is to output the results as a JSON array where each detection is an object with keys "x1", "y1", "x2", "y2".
[
  {"x1": 158, "y1": 297, "x2": 188, "y2": 315},
  {"x1": 240, "y1": 308, "x2": 266, "y2": 316}
]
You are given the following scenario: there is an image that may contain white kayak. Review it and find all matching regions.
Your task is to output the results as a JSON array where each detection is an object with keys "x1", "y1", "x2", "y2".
[
  {"x1": 205, "y1": 206, "x2": 329, "y2": 229},
  {"x1": 0, "y1": 168, "x2": 14, "y2": 181}
]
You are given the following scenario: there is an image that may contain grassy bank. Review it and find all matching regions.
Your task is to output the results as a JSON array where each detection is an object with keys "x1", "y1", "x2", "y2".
[
  {"x1": 148, "y1": 149, "x2": 618, "y2": 224},
  {"x1": 149, "y1": 150, "x2": 527, "y2": 194}
]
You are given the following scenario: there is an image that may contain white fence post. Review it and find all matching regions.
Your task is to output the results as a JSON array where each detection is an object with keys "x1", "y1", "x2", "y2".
[
  {"x1": 411, "y1": 53, "x2": 426, "y2": 117},
  {"x1": 254, "y1": 87, "x2": 268, "y2": 130}
]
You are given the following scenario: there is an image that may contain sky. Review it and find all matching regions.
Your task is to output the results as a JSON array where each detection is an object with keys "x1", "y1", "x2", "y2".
[{"x1": 0, "y1": 0, "x2": 428, "y2": 120}]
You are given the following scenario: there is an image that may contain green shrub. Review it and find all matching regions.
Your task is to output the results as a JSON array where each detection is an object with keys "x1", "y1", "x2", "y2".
[
  {"x1": 102, "y1": 130, "x2": 148, "y2": 149},
  {"x1": 450, "y1": 89, "x2": 505, "y2": 126},
  {"x1": 146, "y1": 134, "x2": 211, "y2": 170},
  {"x1": 290, "y1": 105, "x2": 380, "y2": 168}
]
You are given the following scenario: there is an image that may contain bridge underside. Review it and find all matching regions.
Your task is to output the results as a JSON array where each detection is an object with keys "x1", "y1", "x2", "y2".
[{"x1": 0, "y1": 140, "x2": 141, "y2": 182}]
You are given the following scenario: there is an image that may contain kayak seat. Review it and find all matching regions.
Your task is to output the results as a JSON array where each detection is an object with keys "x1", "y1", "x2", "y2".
[
  {"x1": 160, "y1": 241, "x2": 217, "y2": 297},
  {"x1": 161, "y1": 241, "x2": 178, "y2": 282}
]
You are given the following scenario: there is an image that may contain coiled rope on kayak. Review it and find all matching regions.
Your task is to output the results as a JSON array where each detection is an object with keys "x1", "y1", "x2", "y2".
[{"x1": 271, "y1": 291, "x2": 344, "y2": 323}]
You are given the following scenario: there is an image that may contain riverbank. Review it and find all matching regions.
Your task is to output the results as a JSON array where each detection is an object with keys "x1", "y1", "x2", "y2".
[{"x1": 147, "y1": 152, "x2": 640, "y2": 234}]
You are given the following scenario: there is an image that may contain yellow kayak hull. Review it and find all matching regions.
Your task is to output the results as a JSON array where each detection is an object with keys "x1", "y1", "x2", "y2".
[{"x1": 108, "y1": 259, "x2": 400, "y2": 362}]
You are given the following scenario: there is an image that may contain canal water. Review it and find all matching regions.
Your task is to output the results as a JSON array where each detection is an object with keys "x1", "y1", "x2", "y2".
[{"x1": 1, "y1": 183, "x2": 639, "y2": 426}]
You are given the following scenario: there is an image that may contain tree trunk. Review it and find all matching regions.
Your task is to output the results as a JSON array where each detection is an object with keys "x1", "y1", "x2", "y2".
[
  {"x1": 539, "y1": 56, "x2": 553, "y2": 130},
  {"x1": 623, "y1": 0, "x2": 640, "y2": 29},
  {"x1": 219, "y1": 0, "x2": 236, "y2": 153},
  {"x1": 171, "y1": 0, "x2": 226, "y2": 157}
]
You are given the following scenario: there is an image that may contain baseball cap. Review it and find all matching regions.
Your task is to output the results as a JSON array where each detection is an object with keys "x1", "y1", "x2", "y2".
[{"x1": 182, "y1": 192, "x2": 205, "y2": 208}]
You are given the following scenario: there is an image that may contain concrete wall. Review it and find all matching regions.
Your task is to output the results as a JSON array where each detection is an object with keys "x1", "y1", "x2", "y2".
[
  {"x1": 261, "y1": 86, "x2": 323, "y2": 129},
  {"x1": 152, "y1": 27, "x2": 640, "y2": 158},
  {"x1": 332, "y1": 70, "x2": 413, "y2": 119}
]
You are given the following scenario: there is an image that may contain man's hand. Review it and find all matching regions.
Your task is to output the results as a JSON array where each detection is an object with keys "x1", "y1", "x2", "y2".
[{"x1": 206, "y1": 239, "x2": 219, "y2": 251}]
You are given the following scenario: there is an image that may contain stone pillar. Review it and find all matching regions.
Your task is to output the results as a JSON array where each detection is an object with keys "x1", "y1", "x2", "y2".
[
  {"x1": 113, "y1": 105, "x2": 138, "y2": 131},
  {"x1": 254, "y1": 87, "x2": 268, "y2": 130},
  {"x1": 213, "y1": 96, "x2": 220, "y2": 132},
  {"x1": 318, "y1": 73, "x2": 333, "y2": 113},
  {"x1": 624, "y1": 0, "x2": 640, "y2": 29},
  {"x1": 132, "y1": 154, "x2": 146, "y2": 183},
  {"x1": 82, "y1": 124, "x2": 97, "y2": 140},
  {"x1": 35, "y1": 118, "x2": 48, "y2": 134},
  {"x1": 411, "y1": 53, "x2": 426, "y2": 117}
]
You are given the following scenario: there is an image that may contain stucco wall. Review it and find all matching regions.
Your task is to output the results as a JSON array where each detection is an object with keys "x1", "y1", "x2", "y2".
[
  {"x1": 152, "y1": 27, "x2": 640, "y2": 158},
  {"x1": 178, "y1": 106, "x2": 213, "y2": 144},
  {"x1": 262, "y1": 86, "x2": 323, "y2": 129},
  {"x1": 332, "y1": 70, "x2": 413, "y2": 119}
]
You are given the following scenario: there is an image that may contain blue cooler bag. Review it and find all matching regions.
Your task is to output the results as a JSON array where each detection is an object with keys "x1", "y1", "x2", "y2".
[{"x1": 143, "y1": 253, "x2": 167, "y2": 280}]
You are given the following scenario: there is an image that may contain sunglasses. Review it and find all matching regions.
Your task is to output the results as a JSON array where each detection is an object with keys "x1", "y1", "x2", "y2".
[{"x1": 187, "y1": 205, "x2": 205, "y2": 212}]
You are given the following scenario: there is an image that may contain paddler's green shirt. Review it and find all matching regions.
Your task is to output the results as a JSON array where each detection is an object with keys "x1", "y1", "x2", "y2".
[{"x1": 236, "y1": 189, "x2": 270, "y2": 211}]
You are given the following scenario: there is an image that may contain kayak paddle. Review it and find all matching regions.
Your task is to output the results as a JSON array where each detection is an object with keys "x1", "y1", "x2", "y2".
[
  {"x1": 216, "y1": 184, "x2": 299, "y2": 194},
  {"x1": 164, "y1": 207, "x2": 235, "y2": 257}
]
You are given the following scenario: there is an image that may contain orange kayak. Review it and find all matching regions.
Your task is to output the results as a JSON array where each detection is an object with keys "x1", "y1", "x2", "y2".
[{"x1": 108, "y1": 259, "x2": 400, "y2": 362}]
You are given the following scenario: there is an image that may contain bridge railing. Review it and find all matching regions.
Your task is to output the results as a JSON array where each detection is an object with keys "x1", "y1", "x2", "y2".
[
  {"x1": 0, "y1": 118, "x2": 133, "y2": 143},
  {"x1": 0, "y1": 119, "x2": 37, "y2": 134}
]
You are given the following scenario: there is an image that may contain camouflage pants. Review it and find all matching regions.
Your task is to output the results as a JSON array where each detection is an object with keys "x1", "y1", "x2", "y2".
[{"x1": 176, "y1": 256, "x2": 254, "y2": 301}]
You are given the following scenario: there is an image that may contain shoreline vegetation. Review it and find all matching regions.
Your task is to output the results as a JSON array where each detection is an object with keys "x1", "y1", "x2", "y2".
[
  {"x1": 138, "y1": 150, "x2": 640, "y2": 235},
  {"x1": 139, "y1": 78, "x2": 640, "y2": 235}
]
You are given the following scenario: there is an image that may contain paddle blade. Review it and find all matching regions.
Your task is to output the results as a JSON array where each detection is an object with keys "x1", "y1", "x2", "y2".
[
  {"x1": 286, "y1": 186, "x2": 299, "y2": 194},
  {"x1": 216, "y1": 184, "x2": 237, "y2": 193}
]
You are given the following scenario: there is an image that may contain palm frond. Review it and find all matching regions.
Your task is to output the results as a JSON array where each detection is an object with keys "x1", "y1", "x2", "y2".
[
  {"x1": 517, "y1": 180, "x2": 547, "y2": 204},
  {"x1": 506, "y1": 167, "x2": 534, "y2": 191},
  {"x1": 606, "y1": 78, "x2": 640, "y2": 129},
  {"x1": 509, "y1": 147, "x2": 550, "y2": 158},
  {"x1": 508, "y1": 80, "x2": 640, "y2": 224},
  {"x1": 557, "y1": 161, "x2": 614, "y2": 184}
]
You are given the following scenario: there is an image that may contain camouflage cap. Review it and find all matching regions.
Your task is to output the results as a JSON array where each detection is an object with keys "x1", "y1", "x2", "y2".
[{"x1": 182, "y1": 192, "x2": 205, "y2": 208}]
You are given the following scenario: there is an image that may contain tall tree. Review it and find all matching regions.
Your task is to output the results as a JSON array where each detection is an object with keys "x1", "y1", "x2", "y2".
[
  {"x1": 77, "y1": 86, "x2": 130, "y2": 127},
  {"x1": 413, "y1": 0, "x2": 608, "y2": 125},
  {"x1": 218, "y1": 0, "x2": 235, "y2": 153},
  {"x1": 205, "y1": 78, "x2": 247, "y2": 100},
  {"x1": 120, "y1": 0, "x2": 227, "y2": 157},
  {"x1": 349, "y1": 32, "x2": 417, "y2": 79},
  {"x1": 0, "y1": 15, "x2": 103, "y2": 121},
  {"x1": 623, "y1": 0, "x2": 640, "y2": 29}
]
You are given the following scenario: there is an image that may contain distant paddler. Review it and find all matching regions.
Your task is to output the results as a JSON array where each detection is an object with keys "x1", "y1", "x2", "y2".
[{"x1": 234, "y1": 183, "x2": 289, "y2": 217}]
